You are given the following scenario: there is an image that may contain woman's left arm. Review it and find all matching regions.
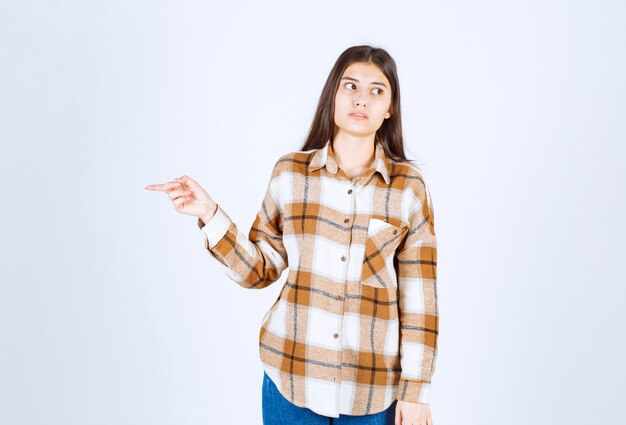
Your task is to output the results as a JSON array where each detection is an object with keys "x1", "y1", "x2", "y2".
[{"x1": 394, "y1": 174, "x2": 438, "y2": 424}]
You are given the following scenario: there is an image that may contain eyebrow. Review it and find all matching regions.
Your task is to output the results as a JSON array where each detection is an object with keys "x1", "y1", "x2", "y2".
[{"x1": 340, "y1": 76, "x2": 388, "y2": 89}]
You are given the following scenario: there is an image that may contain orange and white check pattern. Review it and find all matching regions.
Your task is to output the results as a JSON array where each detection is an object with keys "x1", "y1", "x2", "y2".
[{"x1": 198, "y1": 139, "x2": 438, "y2": 418}]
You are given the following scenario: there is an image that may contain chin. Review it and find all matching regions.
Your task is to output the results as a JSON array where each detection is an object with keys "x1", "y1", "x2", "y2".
[{"x1": 339, "y1": 121, "x2": 370, "y2": 131}]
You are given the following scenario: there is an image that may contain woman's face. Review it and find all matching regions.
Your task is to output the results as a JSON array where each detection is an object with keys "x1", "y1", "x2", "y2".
[{"x1": 333, "y1": 61, "x2": 393, "y2": 139}]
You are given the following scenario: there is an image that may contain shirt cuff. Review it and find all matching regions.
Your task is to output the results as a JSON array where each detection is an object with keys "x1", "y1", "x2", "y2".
[
  {"x1": 397, "y1": 378, "x2": 431, "y2": 404},
  {"x1": 197, "y1": 204, "x2": 231, "y2": 249}
]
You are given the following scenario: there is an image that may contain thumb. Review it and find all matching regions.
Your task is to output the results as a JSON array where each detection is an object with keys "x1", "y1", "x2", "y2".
[{"x1": 395, "y1": 404, "x2": 402, "y2": 425}]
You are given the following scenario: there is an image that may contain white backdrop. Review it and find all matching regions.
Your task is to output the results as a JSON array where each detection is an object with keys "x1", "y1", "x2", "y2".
[{"x1": 1, "y1": 1, "x2": 625, "y2": 424}]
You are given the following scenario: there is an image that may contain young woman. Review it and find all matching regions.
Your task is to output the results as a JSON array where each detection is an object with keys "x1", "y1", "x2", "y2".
[{"x1": 146, "y1": 45, "x2": 438, "y2": 425}]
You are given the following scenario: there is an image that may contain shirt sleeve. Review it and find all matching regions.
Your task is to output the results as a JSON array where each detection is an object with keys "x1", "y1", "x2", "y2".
[
  {"x1": 197, "y1": 159, "x2": 288, "y2": 289},
  {"x1": 394, "y1": 175, "x2": 438, "y2": 404}
]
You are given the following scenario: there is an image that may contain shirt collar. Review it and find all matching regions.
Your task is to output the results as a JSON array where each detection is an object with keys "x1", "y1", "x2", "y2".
[{"x1": 308, "y1": 139, "x2": 392, "y2": 185}]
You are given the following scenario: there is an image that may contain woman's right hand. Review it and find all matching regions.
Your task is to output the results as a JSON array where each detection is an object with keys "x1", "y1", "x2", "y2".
[{"x1": 144, "y1": 175, "x2": 218, "y2": 222}]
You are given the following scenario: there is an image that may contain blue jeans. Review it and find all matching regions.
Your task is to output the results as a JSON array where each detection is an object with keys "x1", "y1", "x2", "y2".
[{"x1": 262, "y1": 371, "x2": 397, "y2": 424}]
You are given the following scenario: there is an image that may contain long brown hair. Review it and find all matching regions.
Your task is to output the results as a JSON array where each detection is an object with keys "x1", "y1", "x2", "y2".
[{"x1": 299, "y1": 45, "x2": 414, "y2": 164}]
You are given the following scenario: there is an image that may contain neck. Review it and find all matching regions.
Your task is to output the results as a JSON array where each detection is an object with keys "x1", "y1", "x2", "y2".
[{"x1": 331, "y1": 131, "x2": 376, "y2": 171}]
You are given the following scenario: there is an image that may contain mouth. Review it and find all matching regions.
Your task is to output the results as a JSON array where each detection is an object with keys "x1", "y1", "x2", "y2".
[{"x1": 349, "y1": 112, "x2": 369, "y2": 119}]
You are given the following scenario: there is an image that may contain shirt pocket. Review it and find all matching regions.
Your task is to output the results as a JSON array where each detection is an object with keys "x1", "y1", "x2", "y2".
[{"x1": 360, "y1": 218, "x2": 405, "y2": 289}]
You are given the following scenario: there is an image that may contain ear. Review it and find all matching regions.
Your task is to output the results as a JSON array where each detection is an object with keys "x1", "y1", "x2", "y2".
[{"x1": 385, "y1": 104, "x2": 393, "y2": 119}]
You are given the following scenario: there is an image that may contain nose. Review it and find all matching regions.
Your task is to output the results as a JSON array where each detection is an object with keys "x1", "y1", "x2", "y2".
[{"x1": 354, "y1": 92, "x2": 367, "y2": 107}]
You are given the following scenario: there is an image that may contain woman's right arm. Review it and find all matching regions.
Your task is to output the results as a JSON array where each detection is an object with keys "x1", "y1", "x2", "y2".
[
  {"x1": 145, "y1": 157, "x2": 289, "y2": 289},
  {"x1": 196, "y1": 159, "x2": 288, "y2": 289}
]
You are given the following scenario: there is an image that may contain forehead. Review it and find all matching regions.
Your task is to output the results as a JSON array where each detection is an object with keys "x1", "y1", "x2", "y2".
[{"x1": 341, "y1": 62, "x2": 390, "y2": 86}]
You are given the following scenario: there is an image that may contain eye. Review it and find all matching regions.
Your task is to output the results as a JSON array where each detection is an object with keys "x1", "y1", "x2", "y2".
[
  {"x1": 373, "y1": 88, "x2": 383, "y2": 95},
  {"x1": 344, "y1": 82, "x2": 356, "y2": 90}
]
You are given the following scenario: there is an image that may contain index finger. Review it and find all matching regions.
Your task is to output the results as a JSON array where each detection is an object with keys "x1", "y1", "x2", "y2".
[{"x1": 144, "y1": 181, "x2": 180, "y2": 191}]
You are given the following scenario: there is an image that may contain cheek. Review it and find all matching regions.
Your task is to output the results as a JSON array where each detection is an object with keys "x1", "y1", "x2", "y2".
[
  {"x1": 334, "y1": 94, "x2": 345, "y2": 109},
  {"x1": 333, "y1": 95, "x2": 348, "y2": 119},
  {"x1": 333, "y1": 101, "x2": 340, "y2": 122},
  {"x1": 376, "y1": 100, "x2": 392, "y2": 118}
]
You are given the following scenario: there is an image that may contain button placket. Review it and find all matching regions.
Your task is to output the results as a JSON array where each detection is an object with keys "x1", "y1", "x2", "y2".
[
  {"x1": 332, "y1": 181, "x2": 354, "y2": 386},
  {"x1": 341, "y1": 182, "x2": 355, "y2": 272}
]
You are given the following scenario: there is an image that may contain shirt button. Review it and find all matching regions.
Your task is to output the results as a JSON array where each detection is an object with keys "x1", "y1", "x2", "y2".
[
  {"x1": 341, "y1": 255, "x2": 347, "y2": 261},
  {"x1": 344, "y1": 218, "x2": 350, "y2": 223},
  {"x1": 333, "y1": 333, "x2": 339, "y2": 339},
  {"x1": 347, "y1": 189, "x2": 353, "y2": 194},
  {"x1": 336, "y1": 295, "x2": 343, "y2": 301},
  {"x1": 393, "y1": 229, "x2": 397, "y2": 234}
]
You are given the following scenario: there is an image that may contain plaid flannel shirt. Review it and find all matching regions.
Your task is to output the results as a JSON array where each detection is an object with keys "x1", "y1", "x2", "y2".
[{"x1": 197, "y1": 139, "x2": 438, "y2": 418}]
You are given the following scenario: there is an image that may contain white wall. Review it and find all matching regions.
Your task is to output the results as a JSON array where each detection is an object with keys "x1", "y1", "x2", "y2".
[{"x1": 1, "y1": 1, "x2": 624, "y2": 424}]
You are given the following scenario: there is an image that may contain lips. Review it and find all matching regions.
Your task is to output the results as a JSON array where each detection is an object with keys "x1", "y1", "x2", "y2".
[{"x1": 349, "y1": 111, "x2": 368, "y2": 119}]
